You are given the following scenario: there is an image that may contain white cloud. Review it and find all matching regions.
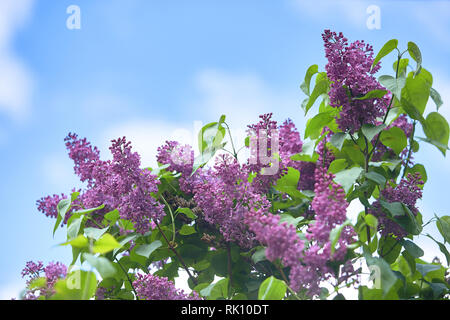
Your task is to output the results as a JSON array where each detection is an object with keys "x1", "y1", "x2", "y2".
[{"x1": 0, "y1": 0, "x2": 34, "y2": 122}]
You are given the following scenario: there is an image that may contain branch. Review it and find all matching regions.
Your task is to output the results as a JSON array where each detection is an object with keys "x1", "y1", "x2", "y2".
[
  {"x1": 155, "y1": 222, "x2": 198, "y2": 286},
  {"x1": 115, "y1": 257, "x2": 139, "y2": 300}
]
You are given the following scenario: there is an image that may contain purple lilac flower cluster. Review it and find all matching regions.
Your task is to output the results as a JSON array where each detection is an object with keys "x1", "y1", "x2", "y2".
[
  {"x1": 245, "y1": 166, "x2": 355, "y2": 296},
  {"x1": 296, "y1": 167, "x2": 355, "y2": 295},
  {"x1": 193, "y1": 154, "x2": 270, "y2": 248},
  {"x1": 21, "y1": 261, "x2": 67, "y2": 300},
  {"x1": 246, "y1": 113, "x2": 282, "y2": 193},
  {"x1": 370, "y1": 173, "x2": 424, "y2": 238},
  {"x1": 246, "y1": 113, "x2": 316, "y2": 192},
  {"x1": 36, "y1": 194, "x2": 66, "y2": 219},
  {"x1": 244, "y1": 209, "x2": 305, "y2": 286},
  {"x1": 323, "y1": 30, "x2": 390, "y2": 133},
  {"x1": 37, "y1": 134, "x2": 165, "y2": 234},
  {"x1": 133, "y1": 273, "x2": 201, "y2": 300},
  {"x1": 156, "y1": 141, "x2": 198, "y2": 194}
]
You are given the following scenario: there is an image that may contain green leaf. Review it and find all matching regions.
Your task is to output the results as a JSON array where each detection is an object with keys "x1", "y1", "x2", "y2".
[
  {"x1": 134, "y1": 240, "x2": 162, "y2": 258},
  {"x1": 379, "y1": 200, "x2": 404, "y2": 217},
  {"x1": 84, "y1": 227, "x2": 109, "y2": 241},
  {"x1": 92, "y1": 233, "x2": 121, "y2": 254},
  {"x1": 300, "y1": 64, "x2": 319, "y2": 96},
  {"x1": 304, "y1": 112, "x2": 335, "y2": 139},
  {"x1": 113, "y1": 233, "x2": 138, "y2": 256},
  {"x1": 342, "y1": 142, "x2": 365, "y2": 167},
  {"x1": 180, "y1": 225, "x2": 196, "y2": 236},
  {"x1": 176, "y1": 207, "x2": 197, "y2": 220},
  {"x1": 198, "y1": 118, "x2": 226, "y2": 154},
  {"x1": 192, "y1": 260, "x2": 210, "y2": 272},
  {"x1": 28, "y1": 277, "x2": 47, "y2": 290},
  {"x1": 416, "y1": 263, "x2": 441, "y2": 278},
  {"x1": 252, "y1": 247, "x2": 267, "y2": 264},
  {"x1": 394, "y1": 204, "x2": 422, "y2": 235},
  {"x1": 70, "y1": 191, "x2": 80, "y2": 202},
  {"x1": 379, "y1": 75, "x2": 405, "y2": 98},
  {"x1": 372, "y1": 39, "x2": 398, "y2": 70},
  {"x1": 104, "y1": 209, "x2": 120, "y2": 225},
  {"x1": 200, "y1": 278, "x2": 229, "y2": 300},
  {"x1": 72, "y1": 204, "x2": 105, "y2": 216},
  {"x1": 83, "y1": 253, "x2": 117, "y2": 279},
  {"x1": 328, "y1": 159, "x2": 348, "y2": 174},
  {"x1": 279, "y1": 214, "x2": 304, "y2": 227},
  {"x1": 401, "y1": 69, "x2": 432, "y2": 120},
  {"x1": 430, "y1": 88, "x2": 443, "y2": 110},
  {"x1": 192, "y1": 143, "x2": 225, "y2": 175},
  {"x1": 53, "y1": 198, "x2": 71, "y2": 236},
  {"x1": 330, "y1": 132, "x2": 349, "y2": 151},
  {"x1": 416, "y1": 137, "x2": 450, "y2": 155},
  {"x1": 303, "y1": 72, "x2": 329, "y2": 115},
  {"x1": 422, "y1": 112, "x2": 449, "y2": 156},
  {"x1": 333, "y1": 167, "x2": 363, "y2": 193},
  {"x1": 258, "y1": 276, "x2": 287, "y2": 300},
  {"x1": 402, "y1": 250, "x2": 416, "y2": 275},
  {"x1": 52, "y1": 270, "x2": 97, "y2": 300},
  {"x1": 67, "y1": 216, "x2": 84, "y2": 240},
  {"x1": 379, "y1": 126, "x2": 407, "y2": 154},
  {"x1": 407, "y1": 41, "x2": 422, "y2": 75},
  {"x1": 436, "y1": 215, "x2": 450, "y2": 243},
  {"x1": 354, "y1": 89, "x2": 388, "y2": 100},
  {"x1": 60, "y1": 235, "x2": 88, "y2": 248},
  {"x1": 364, "y1": 214, "x2": 378, "y2": 229},
  {"x1": 378, "y1": 235, "x2": 402, "y2": 264},
  {"x1": 365, "y1": 171, "x2": 386, "y2": 186},
  {"x1": 361, "y1": 123, "x2": 387, "y2": 142},
  {"x1": 369, "y1": 159, "x2": 402, "y2": 171},
  {"x1": 401, "y1": 239, "x2": 424, "y2": 258},
  {"x1": 276, "y1": 167, "x2": 299, "y2": 188},
  {"x1": 364, "y1": 254, "x2": 399, "y2": 295}
]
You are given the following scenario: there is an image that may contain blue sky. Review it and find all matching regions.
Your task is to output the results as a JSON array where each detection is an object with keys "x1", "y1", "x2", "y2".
[{"x1": 1, "y1": 0, "x2": 450, "y2": 298}]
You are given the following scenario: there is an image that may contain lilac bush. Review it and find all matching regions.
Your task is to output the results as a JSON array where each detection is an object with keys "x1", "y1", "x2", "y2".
[{"x1": 19, "y1": 30, "x2": 450, "y2": 300}]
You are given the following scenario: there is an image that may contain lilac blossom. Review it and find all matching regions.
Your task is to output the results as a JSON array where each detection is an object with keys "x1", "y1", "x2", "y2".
[
  {"x1": 193, "y1": 154, "x2": 270, "y2": 248},
  {"x1": 156, "y1": 141, "x2": 198, "y2": 194},
  {"x1": 37, "y1": 134, "x2": 165, "y2": 234},
  {"x1": 370, "y1": 173, "x2": 424, "y2": 238},
  {"x1": 323, "y1": 30, "x2": 390, "y2": 133},
  {"x1": 21, "y1": 261, "x2": 67, "y2": 300},
  {"x1": 133, "y1": 274, "x2": 201, "y2": 300}
]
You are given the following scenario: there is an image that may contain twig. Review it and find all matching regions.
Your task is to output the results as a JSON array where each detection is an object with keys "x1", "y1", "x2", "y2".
[
  {"x1": 155, "y1": 222, "x2": 198, "y2": 286},
  {"x1": 115, "y1": 257, "x2": 139, "y2": 300}
]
